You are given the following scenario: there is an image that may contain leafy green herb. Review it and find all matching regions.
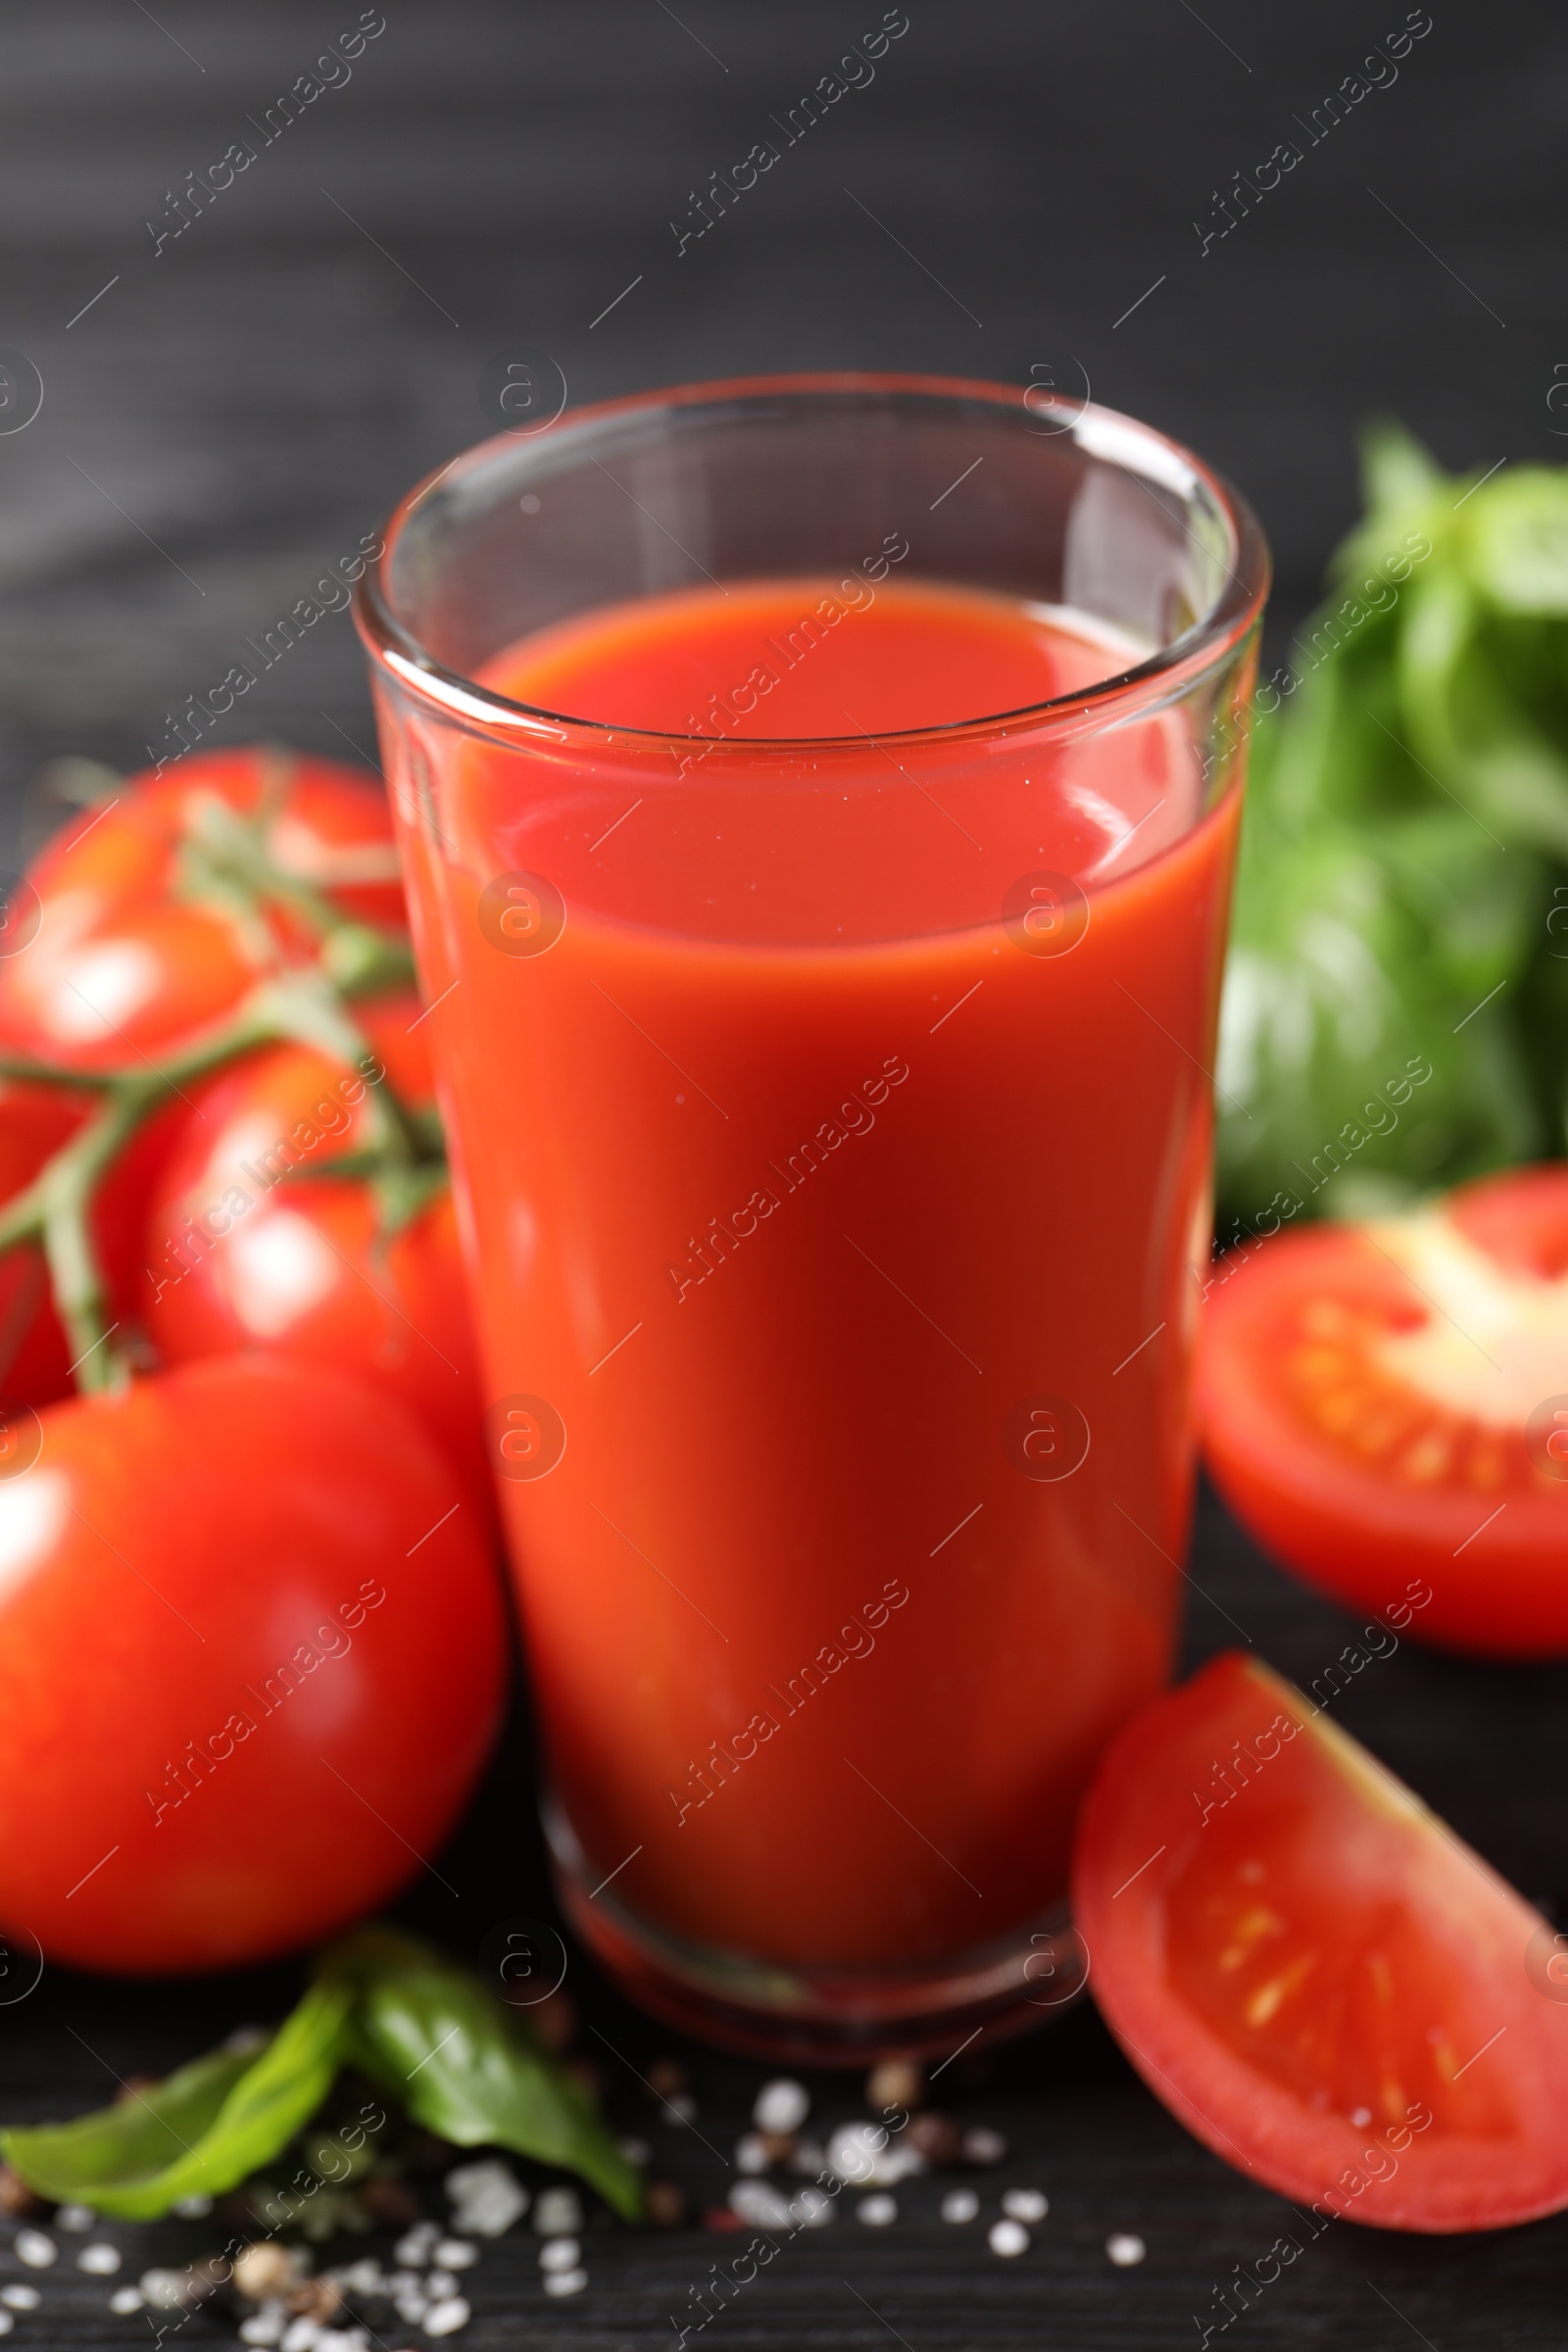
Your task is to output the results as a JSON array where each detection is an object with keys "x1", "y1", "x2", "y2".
[
  {"x1": 328, "y1": 1927, "x2": 641, "y2": 2219},
  {"x1": 1218, "y1": 423, "x2": 1568, "y2": 1223},
  {"x1": 0, "y1": 1928, "x2": 641, "y2": 2226},
  {"x1": 0, "y1": 1978, "x2": 351, "y2": 2221}
]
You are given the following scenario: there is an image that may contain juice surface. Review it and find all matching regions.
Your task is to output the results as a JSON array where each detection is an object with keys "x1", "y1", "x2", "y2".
[{"x1": 389, "y1": 576, "x2": 1239, "y2": 1972}]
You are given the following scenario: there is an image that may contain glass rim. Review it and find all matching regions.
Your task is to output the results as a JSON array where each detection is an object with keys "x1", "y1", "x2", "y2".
[{"x1": 354, "y1": 369, "x2": 1271, "y2": 756}]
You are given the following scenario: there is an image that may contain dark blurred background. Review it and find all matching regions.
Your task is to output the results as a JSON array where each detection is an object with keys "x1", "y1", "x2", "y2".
[
  {"x1": 3, "y1": 9, "x2": 1567, "y2": 2347},
  {"x1": 0, "y1": 0, "x2": 1559, "y2": 850}
]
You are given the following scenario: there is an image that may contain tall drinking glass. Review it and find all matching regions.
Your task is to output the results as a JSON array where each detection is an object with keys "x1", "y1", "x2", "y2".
[{"x1": 356, "y1": 373, "x2": 1268, "y2": 2059}]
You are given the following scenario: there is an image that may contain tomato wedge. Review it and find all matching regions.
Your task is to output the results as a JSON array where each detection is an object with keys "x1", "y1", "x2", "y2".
[
  {"x1": 1199, "y1": 1164, "x2": 1568, "y2": 1657},
  {"x1": 1073, "y1": 1651, "x2": 1568, "y2": 2232}
]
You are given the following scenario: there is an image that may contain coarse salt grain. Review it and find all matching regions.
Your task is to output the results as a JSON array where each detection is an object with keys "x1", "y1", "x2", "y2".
[
  {"x1": 753, "y1": 2078, "x2": 810, "y2": 2135},
  {"x1": 989, "y1": 2219, "x2": 1029, "y2": 2258},
  {"x1": 532, "y1": 2186, "x2": 583, "y2": 2238},
  {"x1": 425, "y1": 2270, "x2": 460, "y2": 2297},
  {"x1": 394, "y1": 2228, "x2": 438, "y2": 2266},
  {"x1": 172, "y1": 2193, "x2": 213, "y2": 2219},
  {"x1": 1106, "y1": 2231, "x2": 1147, "y2": 2267},
  {"x1": 543, "y1": 2270, "x2": 587, "y2": 2298},
  {"x1": 1, "y1": 2288, "x2": 39, "y2": 2311},
  {"x1": 618, "y1": 2137, "x2": 652, "y2": 2168},
  {"x1": 334, "y1": 2260, "x2": 384, "y2": 2294},
  {"x1": 734, "y1": 2132, "x2": 770, "y2": 2175},
  {"x1": 77, "y1": 2243, "x2": 121, "y2": 2275},
  {"x1": 239, "y1": 2310, "x2": 286, "y2": 2348},
  {"x1": 0, "y1": 2315, "x2": 12, "y2": 2338},
  {"x1": 55, "y1": 2203, "x2": 94, "y2": 2232},
  {"x1": 446, "y1": 2158, "x2": 528, "y2": 2239},
  {"x1": 423, "y1": 2298, "x2": 471, "y2": 2337},
  {"x1": 538, "y1": 2238, "x2": 580, "y2": 2274},
  {"x1": 140, "y1": 2268, "x2": 193, "y2": 2311},
  {"x1": 1002, "y1": 2188, "x2": 1048, "y2": 2224},
  {"x1": 729, "y1": 2181, "x2": 794, "y2": 2230},
  {"x1": 960, "y1": 2126, "x2": 1007, "y2": 2166},
  {"x1": 940, "y1": 2189, "x2": 979, "y2": 2224},
  {"x1": 788, "y1": 2186, "x2": 836, "y2": 2230},
  {"x1": 662, "y1": 2091, "x2": 698, "y2": 2124},
  {"x1": 280, "y1": 2320, "x2": 321, "y2": 2352},
  {"x1": 858, "y1": 2194, "x2": 897, "y2": 2227},
  {"x1": 14, "y1": 2230, "x2": 55, "y2": 2268},
  {"x1": 826, "y1": 2122, "x2": 924, "y2": 2188},
  {"x1": 109, "y1": 2287, "x2": 145, "y2": 2317},
  {"x1": 432, "y1": 2239, "x2": 478, "y2": 2270}
]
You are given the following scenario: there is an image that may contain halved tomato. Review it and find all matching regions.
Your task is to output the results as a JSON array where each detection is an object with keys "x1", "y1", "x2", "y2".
[
  {"x1": 1073, "y1": 1651, "x2": 1568, "y2": 2232},
  {"x1": 1199, "y1": 1164, "x2": 1568, "y2": 1657}
]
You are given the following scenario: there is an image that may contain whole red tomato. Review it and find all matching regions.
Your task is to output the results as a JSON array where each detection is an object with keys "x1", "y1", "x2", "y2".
[
  {"x1": 0, "y1": 749, "x2": 402, "y2": 1073},
  {"x1": 0, "y1": 1355, "x2": 505, "y2": 1973},
  {"x1": 139, "y1": 994, "x2": 482, "y2": 1488}
]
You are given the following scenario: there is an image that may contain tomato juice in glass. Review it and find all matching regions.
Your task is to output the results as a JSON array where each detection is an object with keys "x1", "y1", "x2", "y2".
[{"x1": 357, "y1": 376, "x2": 1268, "y2": 2058}]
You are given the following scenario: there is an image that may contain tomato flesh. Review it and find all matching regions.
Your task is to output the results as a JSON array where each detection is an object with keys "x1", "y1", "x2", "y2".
[
  {"x1": 1073, "y1": 1652, "x2": 1568, "y2": 2232},
  {"x1": 1199, "y1": 1164, "x2": 1568, "y2": 1656},
  {"x1": 0, "y1": 1355, "x2": 506, "y2": 1973}
]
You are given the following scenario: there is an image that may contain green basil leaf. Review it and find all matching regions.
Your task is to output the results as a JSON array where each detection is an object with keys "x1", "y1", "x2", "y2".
[
  {"x1": 0, "y1": 1976, "x2": 352, "y2": 2221},
  {"x1": 327, "y1": 1926, "x2": 642, "y2": 2221},
  {"x1": 1217, "y1": 801, "x2": 1543, "y2": 1223},
  {"x1": 1460, "y1": 467, "x2": 1568, "y2": 615}
]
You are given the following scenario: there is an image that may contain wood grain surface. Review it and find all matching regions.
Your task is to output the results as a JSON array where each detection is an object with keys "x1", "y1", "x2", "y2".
[{"x1": 0, "y1": 5, "x2": 1564, "y2": 2345}]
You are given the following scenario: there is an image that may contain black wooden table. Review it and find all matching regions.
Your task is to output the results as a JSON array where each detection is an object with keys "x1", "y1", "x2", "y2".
[{"x1": 0, "y1": 4, "x2": 1564, "y2": 2344}]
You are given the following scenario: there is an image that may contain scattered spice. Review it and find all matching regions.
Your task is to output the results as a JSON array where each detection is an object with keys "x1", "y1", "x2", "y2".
[
  {"x1": 645, "y1": 2180, "x2": 689, "y2": 2229},
  {"x1": 866, "y1": 2060, "x2": 925, "y2": 2112},
  {"x1": 906, "y1": 2112, "x2": 961, "y2": 2166},
  {"x1": 360, "y1": 2178, "x2": 422, "y2": 2229},
  {"x1": 232, "y1": 2242, "x2": 304, "y2": 2302}
]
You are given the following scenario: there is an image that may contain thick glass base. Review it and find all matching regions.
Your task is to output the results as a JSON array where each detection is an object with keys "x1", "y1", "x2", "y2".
[{"x1": 546, "y1": 1803, "x2": 1090, "y2": 2065}]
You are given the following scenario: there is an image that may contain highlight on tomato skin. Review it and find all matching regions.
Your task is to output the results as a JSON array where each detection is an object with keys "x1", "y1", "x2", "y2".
[
  {"x1": 1198, "y1": 1163, "x2": 1568, "y2": 1658},
  {"x1": 0, "y1": 749, "x2": 404, "y2": 1073},
  {"x1": 1071, "y1": 1651, "x2": 1568, "y2": 2234}
]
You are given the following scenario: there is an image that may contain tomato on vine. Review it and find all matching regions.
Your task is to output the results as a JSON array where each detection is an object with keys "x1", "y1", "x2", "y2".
[
  {"x1": 0, "y1": 748, "x2": 405, "y2": 1071},
  {"x1": 141, "y1": 993, "x2": 483, "y2": 1488}
]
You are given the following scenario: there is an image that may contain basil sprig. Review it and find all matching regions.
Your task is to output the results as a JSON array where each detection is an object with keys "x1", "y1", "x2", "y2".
[
  {"x1": 1, "y1": 1928, "x2": 641, "y2": 2224},
  {"x1": 1218, "y1": 423, "x2": 1568, "y2": 1223}
]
